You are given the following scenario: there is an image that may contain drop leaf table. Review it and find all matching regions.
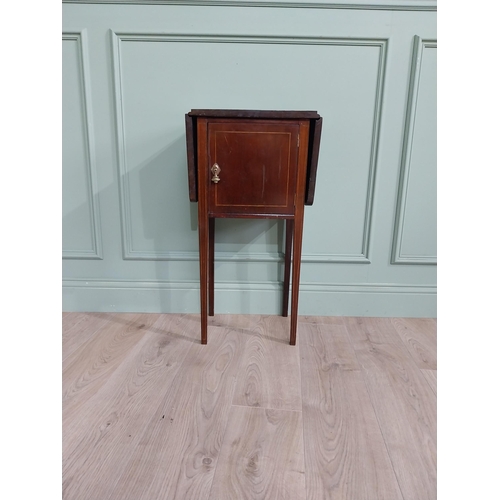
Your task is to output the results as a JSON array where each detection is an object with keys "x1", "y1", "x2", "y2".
[{"x1": 185, "y1": 109, "x2": 322, "y2": 345}]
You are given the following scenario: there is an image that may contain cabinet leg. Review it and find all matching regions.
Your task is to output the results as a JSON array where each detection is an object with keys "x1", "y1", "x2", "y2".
[
  {"x1": 209, "y1": 218, "x2": 215, "y2": 317},
  {"x1": 198, "y1": 214, "x2": 209, "y2": 345},
  {"x1": 282, "y1": 219, "x2": 294, "y2": 317},
  {"x1": 290, "y1": 213, "x2": 304, "y2": 346}
]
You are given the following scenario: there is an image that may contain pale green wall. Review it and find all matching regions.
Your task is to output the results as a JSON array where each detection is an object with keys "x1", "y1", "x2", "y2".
[{"x1": 62, "y1": 0, "x2": 437, "y2": 316}]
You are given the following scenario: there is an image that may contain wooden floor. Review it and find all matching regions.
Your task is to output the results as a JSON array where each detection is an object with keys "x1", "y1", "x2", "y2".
[{"x1": 62, "y1": 313, "x2": 436, "y2": 500}]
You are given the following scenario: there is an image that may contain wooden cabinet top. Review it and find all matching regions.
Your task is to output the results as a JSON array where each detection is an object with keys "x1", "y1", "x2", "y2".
[
  {"x1": 185, "y1": 109, "x2": 322, "y2": 206},
  {"x1": 187, "y1": 109, "x2": 321, "y2": 120}
]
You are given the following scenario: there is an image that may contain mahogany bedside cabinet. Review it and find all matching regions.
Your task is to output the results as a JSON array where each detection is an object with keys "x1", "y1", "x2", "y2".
[{"x1": 185, "y1": 109, "x2": 322, "y2": 345}]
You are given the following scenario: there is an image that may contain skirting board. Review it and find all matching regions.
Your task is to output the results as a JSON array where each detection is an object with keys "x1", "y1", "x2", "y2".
[{"x1": 62, "y1": 279, "x2": 436, "y2": 317}]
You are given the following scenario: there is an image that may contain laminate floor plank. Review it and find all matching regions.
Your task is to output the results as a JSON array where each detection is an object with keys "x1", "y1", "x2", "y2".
[
  {"x1": 391, "y1": 318, "x2": 437, "y2": 369},
  {"x1": 299, "y1": 316, "x2": 346, "y2": 326},
  {"x1": 62, "y1": 313, "x2": 198, "y2": 435},
  {"x1": 231, "y1": 315, "x2": 302, "y2": 411},
  {"x1": 344, "y1": 317, "x2": 436, "y2": 500},
  {"x1": 62, "y1": 312, "x2": 86, "y2": 332},
  {"x1": 212, "y1": 314, "x2": 273, "y2": 338},
  {"x1": 62, "y1": 312, "x2": 113, "y2": 339},
  {"x1": 343, "y1": 317, "x2": 411, "y2": 347},
  {"x1": 62, "y1": 314, "x2": 196, "y2": 500},
  {"x1": 421, "y1": 369, "x2": 437, "y2": 396},
  {"x1": 62, "y1": 312, "x2": 117, "y2": 359},
  {"x1": 62, "y1": 313, "x2": 436, "y2": 500},
  {"x1": 62, "y1": 313, "x2": 157, "y2": 418},
  {"x1": 209, "y1": 406, "x2": 306, "y2": 500},
  {"x1": 301, "y1": 322, "x2": 403, "y2": 500},
  {"x1": 107, "y1": 323, "x2": 244, "y2": 500}
]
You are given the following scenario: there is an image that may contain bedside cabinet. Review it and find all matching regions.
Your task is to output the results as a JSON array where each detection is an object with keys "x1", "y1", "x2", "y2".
[{"x1": 185, "y1": 109, "x2": 322, "y2": 345}]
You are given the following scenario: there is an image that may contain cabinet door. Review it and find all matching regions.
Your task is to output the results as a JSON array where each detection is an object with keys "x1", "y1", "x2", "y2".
[{"x1": 207, "y1": 120, "x2": 300, "y2": 216}]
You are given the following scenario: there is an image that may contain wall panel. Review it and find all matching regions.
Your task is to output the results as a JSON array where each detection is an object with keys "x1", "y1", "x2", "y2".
[
  {"x1": 62, "y1": 31, "x2": 102, "y2": 259},
  {"x1": 392, "y1": 36, "x2": 437, "y2": 264},
  {"x1": 62, "y1": 1, "x2": 437, "y2": 316},
  {"x1": 112, "y1": 33, "x2": 387, "y2": 262}
]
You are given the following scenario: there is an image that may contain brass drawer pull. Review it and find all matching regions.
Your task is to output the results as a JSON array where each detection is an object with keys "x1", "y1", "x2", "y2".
[{"x1": 211, "y1": 163, "x2": 221, "y2": 183}]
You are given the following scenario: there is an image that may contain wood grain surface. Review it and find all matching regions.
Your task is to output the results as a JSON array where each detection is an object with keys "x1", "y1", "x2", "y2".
[
  {"x1": 344, "y1": 317, "x2": 437, "y2": 500},
  {"x1": 62, "y1": 314, "x2": 437, "y2": 500},
  {"x1": 232, "y1": 315, "x2": 302, "y2": 410},
  {"x1": 62, "y1": 312, "x2": 117, "y2": 360},
  {"x1": 300, "y1": 322, "x2": 403, "y2": 500},
  {"x1": 391, "y1": 318, "x2": 437, "y2": 369},
  {"x1": 299, "y1": 315, "x2": 346, "y2": 326},
  {"x1": 63, "y1": 313, "x2": 157, "y2": 422},
  {"x1": 108, "y1": 323, "x2": 244, "y2": 500},
  {"x1": 63, "y1": 314, "x2": 194, "y2": 500},
  {"x1": 210, "y1": 406, "x2": 306, "y2": 500},
  {"x1": 421, "y1": 369, "x2": 437, "y2": 396}
]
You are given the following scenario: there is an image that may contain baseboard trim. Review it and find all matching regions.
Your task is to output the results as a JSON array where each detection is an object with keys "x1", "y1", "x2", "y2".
[{"x1": 62, "y1": 279, "x2": 436, "y2": 317}]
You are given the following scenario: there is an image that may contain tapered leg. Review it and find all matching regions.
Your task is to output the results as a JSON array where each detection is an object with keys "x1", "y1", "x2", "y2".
[
  {"x1": 290, "y1": 213, "x2": 304, "y2": 346},
  {"x1": 198, "y1": 214, "x2": 209, "y2": 344},
  {"x1": 209, "y1": 218, "x2": 215, "y2": 316},
  {"x1": 196, "y1": 117, "x2": 209, "y2": 344},
  {"x1": 282, "y1": 219, "x2": 294, "y2": 317}
]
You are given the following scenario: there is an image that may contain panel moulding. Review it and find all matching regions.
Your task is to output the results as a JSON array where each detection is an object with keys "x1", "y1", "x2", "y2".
[
  {"x1": 116, "y1": 250, "x2": 369, "y2": 263},
  {"x1": 63, "y1": 30, "x2": 103, "y2": 260},
  {"x1": 391, "y1": 35, "x2": 437, "y2": 265},
  {"x1": 111, "y1": 32, "x2": 388, "y2": 264},
  {"x1": 63, "y1": 0, "x2": 437, "y2": 13}
]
